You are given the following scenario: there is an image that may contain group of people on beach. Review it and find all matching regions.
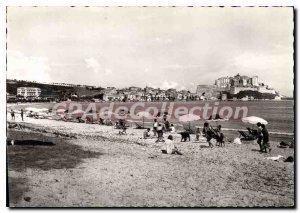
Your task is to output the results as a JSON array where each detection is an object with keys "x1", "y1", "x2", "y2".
[
  {"x1": 10, "y1": 109, "x2": 24, "y2": 121},
  {"x1": 143, "y1": 118, "x2": 176, "y2": 141},
  {"x1": 9, "y1": 107, "x2": 271, "y2": 155},
  {"x1": 141, "y1": 118, "x2": 226, "y2": 155}
]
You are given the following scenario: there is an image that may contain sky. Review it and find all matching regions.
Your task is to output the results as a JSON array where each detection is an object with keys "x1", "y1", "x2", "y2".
[{"x1": 7, "y1": 7, "x2": 294, "y2": 96}]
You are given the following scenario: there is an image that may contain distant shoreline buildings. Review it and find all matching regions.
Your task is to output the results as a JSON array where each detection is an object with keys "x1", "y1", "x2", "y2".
[{"x1": 7, "y1": 74, "x2": 282, "y2": 102}]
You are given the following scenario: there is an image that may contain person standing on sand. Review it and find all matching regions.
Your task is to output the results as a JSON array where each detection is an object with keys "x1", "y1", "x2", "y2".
[
  {"x1": 20, "y1": 109, "x2": 24, "y2": 121},
  {"x1": 261, "y1": 124, "x2": 271, "y2": 153},
  {"x1": 163, "y1": 118, "x2": 170, "y2": 132},
  {"x1": 161, "y1": 135, "x2": 183, "y2": 155},
  {"x1": 195, "y1": 127, "x2": 201, "y2": 141},
  {"x1": 153, "y1": 118, "x2": 158, "y2": 136},
  {"x1": 256, "y1": 122, "x2": 263, "y2": 151},
  {"x1": 10, "y1": 109, "x2": 15, "y2": 120},
  {"x1": 202, "y1": 122, "x2": 214, "y2": 148},
  {"x1": 215, "y1": 125, "x2": 225, "y2": 146}
]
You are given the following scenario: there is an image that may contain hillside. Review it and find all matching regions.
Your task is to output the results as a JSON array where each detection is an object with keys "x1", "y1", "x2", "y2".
[{"x1": 6, "y1": 80, "x2": 104, "y2": 98}]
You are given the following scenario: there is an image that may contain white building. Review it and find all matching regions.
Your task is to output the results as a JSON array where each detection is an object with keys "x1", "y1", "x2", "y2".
[
  {"x1": 251, "y1": 76, "x2": 259, "y2": 86},
  {"x1": 17, "y1": 87, "x2": 41, "y2": 98}
]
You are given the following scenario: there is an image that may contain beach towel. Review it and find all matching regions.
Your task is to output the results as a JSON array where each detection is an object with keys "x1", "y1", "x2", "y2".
[
  {"x1": 266, "y1": 155, "x2": 284, "y2": 161},
  {"x1": 233, "y1": 138, "x2": 242, "y2": 144}
]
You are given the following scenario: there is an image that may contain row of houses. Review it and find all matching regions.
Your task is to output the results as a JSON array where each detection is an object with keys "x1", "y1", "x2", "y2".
[
  {"x1": 8, "y1": 86, "x2": 205, "y2": 102},
  {"x1": 102, "y1": 86, "x2": 204, "y2": 102}
]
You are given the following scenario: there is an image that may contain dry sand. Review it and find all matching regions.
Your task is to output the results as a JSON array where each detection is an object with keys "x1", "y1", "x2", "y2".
[{"x1": 7, "y1": 115, "x2": 294, "y2": 207}]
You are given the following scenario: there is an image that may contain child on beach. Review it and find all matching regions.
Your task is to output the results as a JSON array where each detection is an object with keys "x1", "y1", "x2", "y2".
[
  {"x1": 161, "y1": 135, "x2": 183, "y2": 155},
  {"x1": 170, "y1": 124, "x2": 176, "y2": 133},
  {"x1": 143, "y1": 128, "x2": 151, "y2": 139}
]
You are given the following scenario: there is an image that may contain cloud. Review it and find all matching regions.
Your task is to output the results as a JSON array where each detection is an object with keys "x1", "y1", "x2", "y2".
[
  {"x1": 85, "y1": 57, "x2": 101, "y2": 73},
  {"x1": 85, "y1": 57, "x2": 113, "y2": 75},
  {"x1": 160, "y1": 80, "x2": 178, "y2": 89},
  {"x1": 148, "y1": 82, "x2": 158, "y2": 88},
  {"x1": 155, "y1": 37, "x2": 172, "y2": 44},
  {"x1": 162, "y1": 64, "x2": 203, "y2": 70},
  {"x1": 105, "y1": 68, "x2": 112, "y2": 75},
  {"x1": 180, "y1": 86, "x2": 186, "y2": 91},
  {"x1": 7, "y1": 50, "x2": 51, "y2": 82}
]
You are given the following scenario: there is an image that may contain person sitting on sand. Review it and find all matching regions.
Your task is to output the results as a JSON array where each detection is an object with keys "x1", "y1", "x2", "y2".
[
  {"x1": 161, "y1": 135, "x2": 183, "y2": 155},
  {"x1": 143, "y1": 128, "x2": 151, "y2": 139},
  {"x1": 8, "y1": 123, "x2": 23, "y2": 130},
  {"x1": 86, "y1": 116, "x2": 93, "y2": 124},
  {"x1": 77, "y1": 117, "x2": 85, "y2": 123},
  {"x1": 114, "y1": 121, "x2": 119, "y2": 129},
  {"x1": 104, "y1": 118, "x2": 113, "y2": 126},
  {"x1": 99, "y1": 118, "x2": 104, "y2": 125},
  {"x1": 156, "y1": 124, "x2": 164, "y2": 142},
  {"x1": 27, "y1": 111, "x2": 33, "y2": 117},
  {"x1": 119, "y1": 125, "x2": 127, "y2": 135},
  {"x1": 202, "y1": 122, "x2": 214, "y2": 148},
  {"x1": 170, "y1": 124, "x2": 176, "y2": 133}
]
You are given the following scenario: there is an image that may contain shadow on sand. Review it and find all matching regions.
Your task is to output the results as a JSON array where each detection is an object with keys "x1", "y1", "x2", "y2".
[
  {"x1": 251, "y1": 149, "x2": 261, "y2": 152},
  {"x1": 7, "y1": 129, "x2": 103, "y2": 206},
  {"x1": 7, "y1": 130, "x2": 102, "y2": 172},
  {"x1": 7, "y1": 140, "x2": 55, "y2": 146},
  {"x1": 200, "y1": 145, "x2": 211, "y2": 148}
]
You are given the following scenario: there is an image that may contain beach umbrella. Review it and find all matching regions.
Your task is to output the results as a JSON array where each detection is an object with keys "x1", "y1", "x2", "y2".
[
  {"x1": 136, "y1": 111, "x2": 153, "y2": 128},
  {"x1": 242, "y1": 116, "x2": 268, "y2": 125},
  {"x1": 35, "y1": 108, "x2": 49, "y2": 113},
  {"x1": 206, "y1": 114, "x2": 229, "y2": 126},
  {"x1": 70, "y1": 109, "x2": 84, "y2": 115},
  {"x1": 25, "y1": 107, "x2": 38, "y2": 112},
  {"x1": 67, "y1": 109, "x2": 85, "y2": 118},
  {"x1": 56, "y1": 108, "x2": 67, "y2": 114},
  {"x1": 206, "y1": 114, "x2": 229, "y2": 133},
  {"x1": 179, "y1": 114, "x2": 200, "y2": 130}
]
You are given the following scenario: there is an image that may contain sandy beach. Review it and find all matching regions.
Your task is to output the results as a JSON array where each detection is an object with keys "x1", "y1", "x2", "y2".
[{"x1": 7, "y1": 113, "x2": 294, "y2": 207}]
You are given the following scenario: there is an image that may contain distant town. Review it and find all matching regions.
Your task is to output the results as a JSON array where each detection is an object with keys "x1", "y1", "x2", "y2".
[{"x1": 7, "y1": 73, "x2": 288, "y2": 103}]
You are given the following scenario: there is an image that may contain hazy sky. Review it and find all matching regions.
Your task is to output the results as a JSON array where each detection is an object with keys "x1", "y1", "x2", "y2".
[{"x1": 7, "y1": 7, "x2": 294, "y2": 96}]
